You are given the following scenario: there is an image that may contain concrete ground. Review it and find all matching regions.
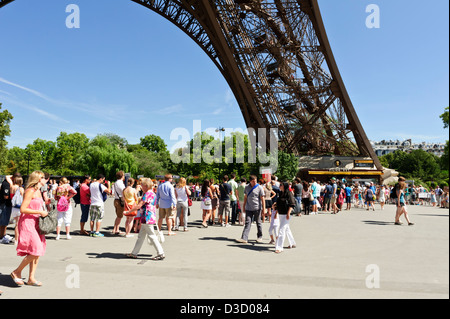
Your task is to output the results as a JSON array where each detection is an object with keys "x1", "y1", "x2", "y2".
[{"x1": 0, "y1": 199, "x2": 448, "y2": 299}]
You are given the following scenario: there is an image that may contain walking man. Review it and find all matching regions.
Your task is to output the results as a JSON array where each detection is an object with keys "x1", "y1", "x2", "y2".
[{"x1": 237, "y1": 175, "x2": 265, "y2": 244}]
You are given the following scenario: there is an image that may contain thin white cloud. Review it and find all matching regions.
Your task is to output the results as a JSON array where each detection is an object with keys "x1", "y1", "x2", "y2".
[
  {"x1": 0, "y1": 77, "x2": 54, "y2": 102},
  {"x1": 157, "y1": 104, "x2": 183, "y2": 115}
]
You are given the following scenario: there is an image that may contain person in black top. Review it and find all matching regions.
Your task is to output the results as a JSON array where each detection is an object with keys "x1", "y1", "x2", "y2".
[
  {"x1": 0, "y1": 176, "x2": 13, "y2": 243},
  {"x1": 218, "y1": 175, "x2": 232, "y2": 227},
  {"x1": 274, "y1": 182, "x2": 297, "y2": 253}
]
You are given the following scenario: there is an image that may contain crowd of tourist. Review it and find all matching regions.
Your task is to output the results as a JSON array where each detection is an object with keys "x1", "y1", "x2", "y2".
[{"x1": 0, "y1": 169, "x2": 448, "y2": 293}]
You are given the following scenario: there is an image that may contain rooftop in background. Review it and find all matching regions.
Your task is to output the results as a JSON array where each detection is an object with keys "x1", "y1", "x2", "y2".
[{"x1": 370, "y1": 139, "x2": 446, "y2": 157}]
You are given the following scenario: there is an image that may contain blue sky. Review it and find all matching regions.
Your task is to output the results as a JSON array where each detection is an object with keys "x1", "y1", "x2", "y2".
[{"x1": 0, "y1": 0, "x2": 448, "y2": 154}]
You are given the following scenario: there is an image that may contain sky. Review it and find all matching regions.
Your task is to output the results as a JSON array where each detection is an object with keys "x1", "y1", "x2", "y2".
[{"x1": 0, "y1": 0, "x2": 448, "y2": 154}]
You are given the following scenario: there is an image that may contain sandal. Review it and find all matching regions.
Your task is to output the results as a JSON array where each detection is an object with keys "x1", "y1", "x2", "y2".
[
  {"x1": 26, "y1": 281, "x2": 43, "y2": 287},
  {"x1": 10, "y1": 272, "x2": 24, "y2": 286},
  {"x1": 126, "y1": 253, "x2": 137, "y2": 259},
  {"x1": 150, "y1": 254, "x2": 165, "y2": 261}
]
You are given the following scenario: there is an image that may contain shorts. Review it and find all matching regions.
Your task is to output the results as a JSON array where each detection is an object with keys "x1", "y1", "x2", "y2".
[
  {"x1": 89, "y1": 205, "x2": 104, "y2": 222},
  {"x1": 345, "y1": 197, "x2": 352, "y2": 204},
  {"x1": 324, "y1": 197, "x2": 331, "y2": 205},
  {"x1": 218, "y1": 200, "x2": 231, "y2": 216},
  {"x1": 80, "y1": 204, "x2": 90, "y2": 223},
  {"x1": 330, "y1": 196, "x2": 336, "y2": 205},
  {"x1": 0, "y1": 204, "x2": 12, "y2": 226},
  {"x1": 114, "y1": 199, "x2": 124, "y2": 218},
  {"x1": 159, "y1": 207, "x2": 175, "y2": 219}
]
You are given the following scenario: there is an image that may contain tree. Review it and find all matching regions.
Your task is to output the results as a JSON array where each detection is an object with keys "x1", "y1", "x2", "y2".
[
  {"x1": 75, "y1": 135, "x2": 137, "y2": 181},
  {"x1": 0, "y1": 103, "x2": 13, "y2": 171},
  {"x1": 440, "y1": 107, "x2": 449, "y2": 170},
  {"x1": 440, "y1": 107, "x2": 449, "y2": 129}
]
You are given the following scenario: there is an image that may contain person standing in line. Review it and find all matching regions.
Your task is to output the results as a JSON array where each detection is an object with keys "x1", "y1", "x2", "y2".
[
  {"x1": 10, "y1": 176, "x2": 24, "y2": 244},
  {"x1": 310, "y1": 177, "x2": 319, "y2": 215},
  {"x1": 229, "y1": 173, "x2": 239, "y2": 225},
  {"x1": 263, "y1": 181, "x2": 276, "y2": 222},
  {"x1": 55, "y1": 177, "x2": 77, "y2": 240},
  {"x1": 79, "y1": 175, "x2": 91, "y2": 236},
  {"x1": 175, "y1": 177, "x2": 191, "y2": 232},
  {"x1": 200, "y1": 179, "x2": 213, "y2": 228},
  {"x1": 0, "y1": 175, "x2": 13, "y2": 244},
  {"x1": 236, "y1": 178, "x2": 247, "y2": 225},
  {"x1": 89, "y1": 174, "x2": 111, "y2": 237},
  {"x1": 11, "y1": 171, "x2": 48, "y2": 287},
  {"x1": 218, "y1": 175, "x2": 232, "y2": 227},
  {"x1": 323, "y1": 181, "x2": 332, "y2": 213},
  {"x1": 209, "y1": 178, "x2": 219, "y2": 225},
  {"x1": 344, "y1": 183, "x2": 353, "y2": 210},
  {"x1": 125, "y1": 178, "x2": 165, "y2": 260},
  {"x1": 156, "y1": 174, "x2": 177, "y2": 235},
  {"x1": 301, "y1": 181, "x2": 311, "y2": 215},
  {"x1": 236, "y1": 175, "x2": 265, "y2": 244},
  {"x1": 292, "y1": 178, "x2": 303, "y2": 216},
  {"x1": 112, "y1": 171, "x2": 126, "y2": 235},
  {"x1": 274, "y1": 182, "x2": 297, "y2": 253},
  {"x1": 123, "y1": 177, "x2": 139, "y2": 237}
]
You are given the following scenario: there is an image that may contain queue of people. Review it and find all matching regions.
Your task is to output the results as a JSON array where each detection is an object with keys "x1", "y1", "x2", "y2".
[{"x1": 0, "y1": 169, "x2": 448, "y2": 294}]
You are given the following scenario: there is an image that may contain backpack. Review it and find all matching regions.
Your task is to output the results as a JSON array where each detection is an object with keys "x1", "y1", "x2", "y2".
[
  {"x1": 57, "y1": 195, "x2": 70, "y2": 212},
  {"x1": 11, "y1": 187, "x2": 23, "y2": 208},
  {"x1": 73, "y1": 185, "x2": 81, "y2": 205},
  {"x1": 99, "y1": 184, "x2": 107, "y2": 202}
]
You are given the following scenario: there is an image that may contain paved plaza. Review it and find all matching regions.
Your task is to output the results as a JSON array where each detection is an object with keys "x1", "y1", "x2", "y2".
[{"x1": 0, "y1": 199, "x2": 448, "y2": 299}]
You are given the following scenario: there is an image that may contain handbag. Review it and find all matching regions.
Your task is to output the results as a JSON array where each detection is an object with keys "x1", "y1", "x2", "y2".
[
  {"x1": 38, "y1": 200, "x2": 57, "y2": 235},
  {"x1": 186, "y1": 187, "x2": 193, "y2": 207}
]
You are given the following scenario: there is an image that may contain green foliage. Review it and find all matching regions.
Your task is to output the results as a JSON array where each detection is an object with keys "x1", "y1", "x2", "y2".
[
  {"x1": 441, "y1": 107, "x2": 449, "y2": 129},
  {"x1": 380, "y1": 149, "x2": 447, "y2": 185},
  {"x1": 0, "y1": 103, "x2": 13, "y2": 170}
]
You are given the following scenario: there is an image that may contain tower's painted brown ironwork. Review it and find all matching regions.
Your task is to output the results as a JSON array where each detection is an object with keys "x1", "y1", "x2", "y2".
[{"x1": 0, "y1": 0, "x2": 382, "y2": 170}]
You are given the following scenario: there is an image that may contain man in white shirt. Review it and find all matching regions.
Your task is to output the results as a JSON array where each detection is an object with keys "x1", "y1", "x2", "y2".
[
  {"x1": 112, "y1": 171, "x2": 126, "y2": 235},
  {"x1": 89, "y1": 174, "x2": 111, "y2": 237}
]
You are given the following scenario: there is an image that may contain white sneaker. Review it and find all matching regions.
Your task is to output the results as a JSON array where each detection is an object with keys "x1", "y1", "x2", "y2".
[
  {"x1": 56, "y1": 235, "x2": 60, "y2": 241},
  {"x1": 66, "y1": 234, "x2": 72, "y2": 240}
]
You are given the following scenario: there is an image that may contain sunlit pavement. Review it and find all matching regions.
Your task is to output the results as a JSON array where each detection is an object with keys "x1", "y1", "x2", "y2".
[{"x1": 0, "y1": 199, "x2": 448, "y2": 299}]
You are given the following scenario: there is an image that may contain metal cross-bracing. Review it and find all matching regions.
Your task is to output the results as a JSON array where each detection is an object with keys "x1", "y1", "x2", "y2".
[{"x1": 0, "y1": 0, "x2": 382, "y2": 169}]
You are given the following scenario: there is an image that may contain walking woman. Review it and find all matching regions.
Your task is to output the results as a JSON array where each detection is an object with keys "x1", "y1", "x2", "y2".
[
  {"x1": 11, "y1": 171, "x2": 48, "y2": 286},
  {"x1": 395, "y1": 181, "x2": 414, "y2": 226},
  {"x1": 275, "y1": 182, "x2": 297, "y2": 254},
  {"x1": 201, "y1": 179, "x2": 213, "y2": 228},
  {"x1": 125, "y1": 178, "x2": 165, "y2": 260}
]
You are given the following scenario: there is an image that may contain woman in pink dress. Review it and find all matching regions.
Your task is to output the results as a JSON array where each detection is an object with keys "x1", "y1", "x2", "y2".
[{"x1": 10, "y1": 171, "x2": 48, "y2": 287}]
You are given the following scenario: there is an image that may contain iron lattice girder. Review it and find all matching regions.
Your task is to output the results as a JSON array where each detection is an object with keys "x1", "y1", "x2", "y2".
[{"x1": 0, "y1": 0, "x2": 382, "y2": 169}]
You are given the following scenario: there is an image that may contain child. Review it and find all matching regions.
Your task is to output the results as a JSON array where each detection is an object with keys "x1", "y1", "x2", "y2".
[
  {"x1": 125, "y1": 178, "x2": 165, "y2": 260},
  {"x1": 268, "y1": 207, "x2": 279, "y2": 245}
]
